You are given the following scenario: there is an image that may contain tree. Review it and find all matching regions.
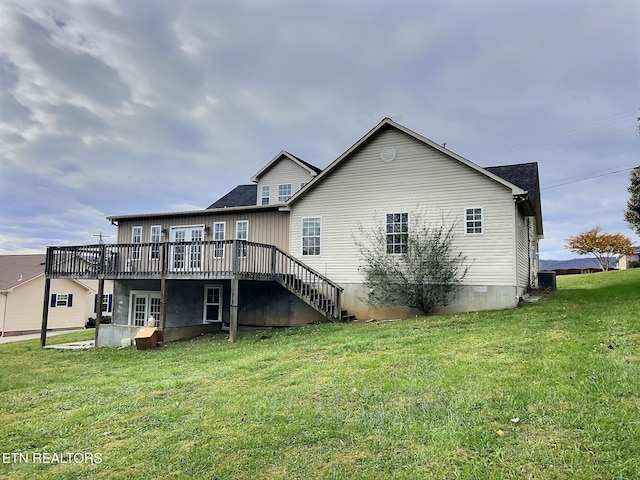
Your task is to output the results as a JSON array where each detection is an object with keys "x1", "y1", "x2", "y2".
[
  {"x1": 565, "y1": 227, "x2": 635, "y2": 271},
  {"x1": 624, "y1": 166, "x2": 640, "y2": 236},
  {"x1": 355, "y1": 213, "x2": 468, "y2": 315}
]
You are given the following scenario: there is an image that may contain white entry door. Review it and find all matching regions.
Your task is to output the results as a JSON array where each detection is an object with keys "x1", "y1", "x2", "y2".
[
  {"x1": 130, "y1": 292, "x2": 162, "y2": 327},
  {"x1": 170, "y1": 226, "x2": 204, "y2": 271}
]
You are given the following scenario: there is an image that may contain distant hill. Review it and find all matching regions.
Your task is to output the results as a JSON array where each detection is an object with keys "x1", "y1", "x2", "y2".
[{"x1": 540, "y1": 257, "x2": 618, "y2": 271}]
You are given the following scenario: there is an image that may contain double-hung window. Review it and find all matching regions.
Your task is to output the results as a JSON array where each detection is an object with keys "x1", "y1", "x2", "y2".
[
  {"x1": 150, "y1": 225, "x2": 161, "y2": 260},
  {"x1": 466, "y1": 208, "x2": 483, "y2": 234},
  {"x1": 214, "y1": 222, "x2": 225, "y2": 258},
  {"x1": 302, "y1": 217, "x2": 321, "y2": 256},
  {"x1": 278, "y1": 184, "x2": 292, "y2": 202},
  {"x1": 131, "y1": 226, "x2": 142, "y2": 260},
  {"x1": 386, "y1": 213, "x2": 409, "y2": 254},
  {"x1": 236, "y1": 220, "x2": 248, "y2": 257},
  {"x1": 261, "y1": 185, "x2": 270, "y2": 205}
]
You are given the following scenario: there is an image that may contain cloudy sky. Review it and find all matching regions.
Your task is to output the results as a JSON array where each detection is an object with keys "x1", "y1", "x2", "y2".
[{"x1": 1, "y1": 0, "x2": 638, "y2": 260}]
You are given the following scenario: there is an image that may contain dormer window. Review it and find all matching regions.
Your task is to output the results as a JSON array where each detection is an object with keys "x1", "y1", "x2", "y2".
[{"x1": 278, "y1": 184, "x2": 292, "y2": 202}]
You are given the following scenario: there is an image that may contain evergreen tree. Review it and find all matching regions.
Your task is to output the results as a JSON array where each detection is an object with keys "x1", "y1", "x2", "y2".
[{"x1": 624, "y1": 166, "x2": 640, "y2": 236}]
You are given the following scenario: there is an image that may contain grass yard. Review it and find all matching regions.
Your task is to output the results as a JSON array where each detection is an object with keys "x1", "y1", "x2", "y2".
[{"x1": 0, "y1": 270, "x2": 638, "y2": 479}]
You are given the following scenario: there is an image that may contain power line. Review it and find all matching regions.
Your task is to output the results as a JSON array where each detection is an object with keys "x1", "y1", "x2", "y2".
[{"x1": 543, "y1": 165, "x2": 637, "y2": 190}]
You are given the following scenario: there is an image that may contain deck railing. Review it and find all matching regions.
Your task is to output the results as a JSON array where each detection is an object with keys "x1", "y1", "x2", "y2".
[{"x1": 45, "y1": 241, "x2": 343, "y2": 321}]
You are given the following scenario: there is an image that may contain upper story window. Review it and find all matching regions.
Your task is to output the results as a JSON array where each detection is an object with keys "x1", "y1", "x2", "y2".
[
  {"x1": 302, "y1": 217, "x2": 321, "y2": 256},
  {"x1": 300, "y1": 181, "x2": 308, "y2": 189},
  {"x1": 278, "y1": 184, "x2": 292, "y2": 202},
  {"x1": 213, "y1": 222, "x2": 225, "y2": 258},
  {"x1": 261, "y1": 185, "x2": 270, "y2": 205},
  {"x1": 150, "y1": 225, "x2": 161, "y2": 259},
  {"x1": 465, "y1": 208, "x2": 483, "y2": 234},
  {"x1": 236, "y1": 220, "x2": 249, "y2": 257},
  {"x1": 131, "y1": 226, "x2": 142, "y2": 260},
  {"x1": 386, "y1": 213, "x2": 409, "y2": 254}
]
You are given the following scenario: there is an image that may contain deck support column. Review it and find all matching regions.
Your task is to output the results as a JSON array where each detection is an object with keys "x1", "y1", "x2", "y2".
[
  {"x1": 40, "y1": 277, "x2": 51, "y2": 348},
  {"x1": 94, "y1": 278, "x2": 104, "y2": 346},
  {"x1": 160, "y1": 277, "x2": 168, "y2": 330},
  {"x1": 229, "y1": 277, "x2": 238, "y2": 343}
]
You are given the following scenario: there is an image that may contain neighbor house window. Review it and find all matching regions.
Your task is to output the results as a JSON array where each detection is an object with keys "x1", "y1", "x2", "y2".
[
  {"x1": 214, "y1": 222, "x2": 225, "y2": 258},
  {"x1": 261, "y1": 185, "x2": 270, "y2": 205},
  {"x1": 236, "y1": 220, "x2": 248, "y2": 257},
  {"x1": 278, "y1": 183, "x2": 292, "y2": 202},
  {"x1": 131, "y1": 226, "x2": 142, "y2": 260},
  {"x1": 150, "y1": 225, "x2": 161, "y2": 259},
  {"x1": 466, "y1": 208, "x2": 483, "y2": 234},
  {"x1": 300, "y1": 181, "x2": 308, "y2": 189},
  {"x1": 95, "y1": 294, "x2": 113, "y2": 313},
  {"x1": 302, "y1": 217, "x2": 321, "y2": 256},
  {"x1": 50, "y1": 293, "x2": 73, "y2": 307},
  {"x1": 386, "y1": 213, "x2": 409, "y2": 254}
]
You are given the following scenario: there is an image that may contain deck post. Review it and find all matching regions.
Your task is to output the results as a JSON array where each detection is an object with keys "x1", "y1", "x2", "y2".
[
  {"x1": 94, "y1": 244, "x2": 105, "y2": 346},
  {"x1": 229, "y1": 277, "x2": 239, "y2": 343},
  {"x1": 40, "y1": 277, "x2": 51, "y2": 348}
]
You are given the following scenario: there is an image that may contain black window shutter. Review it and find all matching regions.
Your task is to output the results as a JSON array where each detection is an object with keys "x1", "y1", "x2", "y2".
[
  {"x1": 68, "y1": 294, "x2": 73, "y2": 307},
  {"x1": 108, "y1": 294, "x2": 113, "y2": 312},
  {"x1": 94, "y1": 294, "x2": 98, "y2": 313},
  {"x1": 50, "y1": 294, "x2": 57, "y2": 308}
]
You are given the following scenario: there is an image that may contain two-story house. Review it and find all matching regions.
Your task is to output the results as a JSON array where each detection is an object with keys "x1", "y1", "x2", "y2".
[{"x1": 43, "y1": 118, "x2": 543, "y2": 347}]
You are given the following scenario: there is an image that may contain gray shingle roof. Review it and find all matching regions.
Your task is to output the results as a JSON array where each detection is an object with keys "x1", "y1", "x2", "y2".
[
  {"x1": 486, "y1": 162, "x2": 540, "y2": 210},
  {"x1": 207, "y1": 184, "x2": 257, "y2": 209},
  {"x1": 0, "y1": 254, "x2": 46, "y2": 291}
]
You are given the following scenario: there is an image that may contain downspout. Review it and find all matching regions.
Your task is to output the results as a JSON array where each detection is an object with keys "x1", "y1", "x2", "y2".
[{"x1": 1, "y1": 291, "x2": 8, "y2": 337}]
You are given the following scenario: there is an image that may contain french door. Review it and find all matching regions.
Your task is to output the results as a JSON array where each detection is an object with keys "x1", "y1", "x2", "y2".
[
  {"x1": 170, "y1": 226, "x2": 204, "y2": 271},
  {"x1": 130, "y1": 292, "x2": 161, "y2": 327}
]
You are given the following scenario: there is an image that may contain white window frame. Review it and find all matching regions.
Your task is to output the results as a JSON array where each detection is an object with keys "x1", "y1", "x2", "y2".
[
  {"x1": 128, "y1": 290, "x2": 162, "y2": 327},
  {"x1": 465, "y1": 207, "x2": 483, "y2": 235},
  {"x1": 278, "y1": 183, "x2": 292, "y2": 202},
  {"x1": 56, "y1": 293, "x2": 69, "y2": 307},
  {"x1": 213, "y1": 222, "x2": 226, "y2": 258},
  {"x1": 150, "y1": 225, "x2": 161, "y2": 260},
  {"x1": 386, "y1": 212, "x2": 409, "y2": 254},
  {"x1": 203, "y1": 285, "x2": 223, "y2": 323},
  {"x1": 301, "y1": 217, "x2": 322, "y2": 256},
  {"x1": 131, "y1": 226, "x2": 142, "y2": 260},
  {"x1": 261, "y1": 185, "x2": 270, "y2": 205},
  {"x1": 236, "y1": 220, "x2": 249, "y2": 257},
  {"x1": 169, "y1": 225, "x2": 205, "y2": 271}
]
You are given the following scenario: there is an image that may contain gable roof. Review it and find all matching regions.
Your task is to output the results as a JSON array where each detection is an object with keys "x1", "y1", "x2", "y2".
[
  {"x1": 287, "y1": 117, "x2": 527, "y2": 206},
  {"x1": 207, "y1": 184, "x2": 257, "y2": 209},
  {"x1": 0, "y1": 254, "x2": 46, "y2": 291},
  {"x1": 250, "y1": 151, "x2": 322, "y2": 182}
]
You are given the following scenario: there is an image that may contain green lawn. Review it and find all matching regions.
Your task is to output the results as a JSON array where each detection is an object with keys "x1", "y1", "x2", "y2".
[{"x1": 1, "y1": 270, "x2": 638, "y2": 479}]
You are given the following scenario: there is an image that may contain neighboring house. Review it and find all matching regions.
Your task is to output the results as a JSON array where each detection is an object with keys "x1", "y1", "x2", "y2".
[
  {"x1": 1, "y1": 254, "x2": 114, "y2": 336},
  {"x1": 44, "y1": 118, "x2": 543, "y2": 346},
  {"x1": 618, "y1": 247, "x2": 640, "y2": 269}
]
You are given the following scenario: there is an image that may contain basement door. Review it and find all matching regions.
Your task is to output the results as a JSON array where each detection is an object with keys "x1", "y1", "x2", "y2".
[{"x1": 130, "y1": 292, "x2": 162, "y2": 327}]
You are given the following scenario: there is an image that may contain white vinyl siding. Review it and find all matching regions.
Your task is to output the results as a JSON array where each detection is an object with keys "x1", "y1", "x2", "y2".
[
  {"x1": 256, "y1": 157, "x2": 316, "y2": 205},
  {"x1": 515, "y1": 211, "x2": 531, "y2": 291},
  {"x1": 289, "y1": 128, "x2": 517, "y2": 286}
]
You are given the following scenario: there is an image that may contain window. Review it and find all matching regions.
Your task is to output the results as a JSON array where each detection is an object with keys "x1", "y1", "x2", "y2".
[
  {"x1": 466, "y1": 208, "x2": 483, "y2": 234},
  {"x1": 51, "y1": 293, "x2": 73, "y2": 307},
  {"x1": 300, "y1": 181, "x2": 308, "y2": 189},
  {"x1": 261, "y1": 185, "x2": 270, "y2": 205},
  {"x1": 94, "y1": 294, "x2": 113, "y2": 313},
  {"x1": 236, "y1": 220, "x2": 248, "y2": 257},
  {"x1": 214, "y1": 222, "x2": 225, "y2": 258},
  {"x1": 150, "y1": 225, "x2": 161, "y2": 259},
  {"x1": 302, "y1": 217, "x2": 321, "y2": 256},
  {"x1": 131, "y1": 226, "x2": 142, "y2": 260},
  {"x1": 204, "y1": 285, "x2": 223, "y2": 323},
  {"x1": 170, "y1": 226, "x2": 204, "y2": 271},
  {"x1": 278, "y1": 183, "x2": 292, "y2": 202},
  {"x1": 386, "y1": 213, "x2": 409, "y2": 254}
]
